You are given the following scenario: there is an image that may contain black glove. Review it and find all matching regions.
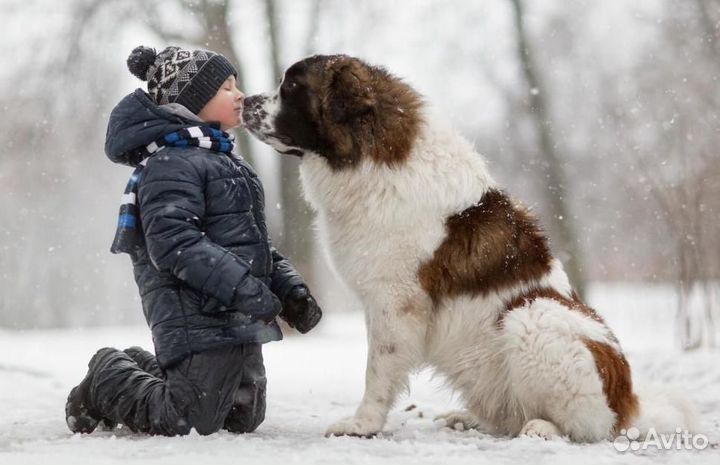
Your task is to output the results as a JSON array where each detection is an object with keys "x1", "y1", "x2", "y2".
[
  {"x1": 229, "y1": 287, "x2": 283, "y2": 324},
  {"x1": 280, "y1": 286, "x2": 323, "y2": 334}
]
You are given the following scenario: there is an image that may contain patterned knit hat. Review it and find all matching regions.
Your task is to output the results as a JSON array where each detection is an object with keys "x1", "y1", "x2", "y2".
[{"x1": 126, "y1": 45, "x2": 237, "y2": 114}]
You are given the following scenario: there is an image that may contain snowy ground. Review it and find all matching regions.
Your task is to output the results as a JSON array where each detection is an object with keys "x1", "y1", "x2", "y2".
[{"x1": 1, "y1": 284, "x2": 719, "y2": 465}]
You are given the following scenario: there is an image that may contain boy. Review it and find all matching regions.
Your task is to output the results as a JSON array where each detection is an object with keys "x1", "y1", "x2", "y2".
[{"x1": 65, "y1": 46, "x2": 322, "y2": 436}]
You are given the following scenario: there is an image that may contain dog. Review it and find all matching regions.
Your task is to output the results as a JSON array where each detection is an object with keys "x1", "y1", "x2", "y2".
[{"x1": 243, "y1": 54, "x2": 698, "y2": 441}]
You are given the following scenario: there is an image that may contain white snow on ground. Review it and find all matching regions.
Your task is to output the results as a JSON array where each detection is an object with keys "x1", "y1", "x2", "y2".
[{"x1": 1, "y1": 284, "x2": 719, "y2": 465}]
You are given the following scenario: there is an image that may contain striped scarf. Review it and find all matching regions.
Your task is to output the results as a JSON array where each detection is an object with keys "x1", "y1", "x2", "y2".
[{"x1": 110, "y1": 126, "x2": 235, "y2": 255}]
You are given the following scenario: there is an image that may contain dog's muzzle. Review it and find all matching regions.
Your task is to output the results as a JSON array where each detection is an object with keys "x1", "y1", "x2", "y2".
[
  {"x1": 242, "y1": 94, "x2": 269, "y2": 133},
  {"x1": 242, "y1": 93, "x2": 304, "y2": 157}
]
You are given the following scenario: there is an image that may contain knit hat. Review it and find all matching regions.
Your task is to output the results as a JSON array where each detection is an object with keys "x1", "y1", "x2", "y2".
[{"x1": 126, "y1": 45, "x2": 237, "y2": 114}]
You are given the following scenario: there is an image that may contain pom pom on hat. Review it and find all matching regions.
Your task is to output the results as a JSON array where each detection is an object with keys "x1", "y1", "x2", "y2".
[{"x1": 127, "y1": 46, "x2": 158, "y2": 81}]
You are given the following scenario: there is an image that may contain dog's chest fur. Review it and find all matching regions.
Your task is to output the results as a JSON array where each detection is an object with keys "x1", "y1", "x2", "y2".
[{"x1": 298, "y1": 121, "x2": 495, "y2": 300}]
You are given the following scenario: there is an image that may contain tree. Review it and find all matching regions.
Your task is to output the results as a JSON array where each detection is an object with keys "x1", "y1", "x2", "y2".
[
  {"x1": 260, "y1": 0, "x2": 320, "y2": 288},
  {"x1": 605, "y1": 0, "x2": 720, "y2": 349},
  {"x1": 508, "y1": 0, "x2": 587, "y2": 297}
]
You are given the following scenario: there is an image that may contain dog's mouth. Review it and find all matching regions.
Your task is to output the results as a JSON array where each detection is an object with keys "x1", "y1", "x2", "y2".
[
  {"x1": 243, "y1": 124, "x2": 303, "y2": 157},
  {"x1": 265, "y1": 133, "x2": 304, "y2": 157},
  {"x1": 277, "y1": 148, "x2": 304, "y2": 157},
  {"x1": 266, "y1": 132, "x2": 293, "y2": 145}
]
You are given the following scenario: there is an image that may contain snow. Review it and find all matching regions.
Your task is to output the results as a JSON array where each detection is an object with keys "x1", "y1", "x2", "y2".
[{"x1": 1, "y1": 285, "x2": 719, "y2": 465}]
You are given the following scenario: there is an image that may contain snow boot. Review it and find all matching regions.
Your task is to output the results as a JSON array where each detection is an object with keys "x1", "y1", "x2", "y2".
[{"x1": 65, "y1": 347, "x2": 120, "y2": 434}]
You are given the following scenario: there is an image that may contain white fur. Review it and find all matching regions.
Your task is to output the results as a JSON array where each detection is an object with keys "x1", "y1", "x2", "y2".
[
  {"x1": 255, "y1": 97, "x2": 697, "y2": 441},
  {"x1": 631, "y1": 384, "x2": 700, "y2": 436}
]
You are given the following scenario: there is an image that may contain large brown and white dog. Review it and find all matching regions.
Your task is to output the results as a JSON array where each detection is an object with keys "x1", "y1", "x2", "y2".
[{"x1": 243, "y1": 55, "x2": 697, "y2": 442}]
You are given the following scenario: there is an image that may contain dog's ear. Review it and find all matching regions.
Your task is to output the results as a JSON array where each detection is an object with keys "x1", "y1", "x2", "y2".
[{"x1": 327, "y1": 60, "x2": 376, "y2": 123}]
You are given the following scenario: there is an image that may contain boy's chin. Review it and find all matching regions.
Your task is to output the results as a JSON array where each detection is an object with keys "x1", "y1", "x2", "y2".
[
  {"x1": 229, "y1": 116, "x2": 245, "y2": 131},
  {"x1": 220, "y1": 122, "x2": 243, "y2": 132}
]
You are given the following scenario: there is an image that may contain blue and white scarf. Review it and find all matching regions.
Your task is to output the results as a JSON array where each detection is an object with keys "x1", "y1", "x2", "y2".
[{"x1": 110, "y1": 126, "x2": 235, "y2": 255}]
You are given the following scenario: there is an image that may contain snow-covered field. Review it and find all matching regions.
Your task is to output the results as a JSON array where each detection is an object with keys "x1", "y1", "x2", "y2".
[{"x1": 1, "y1": 284, "x2": 719, "y2": 465}]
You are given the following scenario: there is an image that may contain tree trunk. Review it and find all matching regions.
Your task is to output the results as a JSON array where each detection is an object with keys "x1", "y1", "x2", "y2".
[
  {"x1": 509, "y1": 0, "x2": 586, "y2": 298},
  {"x1": 262, "y1": 0, "x2": 317, "y2": 288}
]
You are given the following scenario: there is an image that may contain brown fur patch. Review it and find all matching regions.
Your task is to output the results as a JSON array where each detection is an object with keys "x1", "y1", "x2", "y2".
[
  {"x1": 418, "y1": 189, "x2": 553, "y2": 303},
  {"x1": 584, "y1": 339, "x2": 639, "y2": 433},
  {"x1": 498, "y1": 287, "x2": 606, "y2": 329},
  {"x1": 302, "y1": 55, "x2": 424, "y2": 170}
]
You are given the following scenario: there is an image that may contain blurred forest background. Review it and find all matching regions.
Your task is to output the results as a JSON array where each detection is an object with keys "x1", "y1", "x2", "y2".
[{"x1": 0, "y1": 0, "x2": 718, "y2": 350}]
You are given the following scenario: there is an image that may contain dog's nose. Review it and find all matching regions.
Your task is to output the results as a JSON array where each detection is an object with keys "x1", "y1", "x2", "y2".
[{"x1": 244, "y1": 94, "x2": 262, "y2": 109}]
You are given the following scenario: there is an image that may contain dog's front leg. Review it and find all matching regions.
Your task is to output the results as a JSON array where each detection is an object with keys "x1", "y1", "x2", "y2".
[{"x1": 326, "y1": 297, "x2": 428, "y2": 437}]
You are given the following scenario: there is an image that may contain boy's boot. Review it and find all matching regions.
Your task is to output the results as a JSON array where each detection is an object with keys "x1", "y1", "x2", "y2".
[{"x1": 65, "y1": 347, "x2": 123, "y2": 433}]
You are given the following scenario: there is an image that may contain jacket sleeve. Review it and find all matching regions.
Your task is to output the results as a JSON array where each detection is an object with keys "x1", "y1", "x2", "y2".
[
  {"x1": 269, "y1": 245, "x2": 307, "y2": 301},
  {"x1": 138, "y1": 153, "x2": 277, "y2": 313}
]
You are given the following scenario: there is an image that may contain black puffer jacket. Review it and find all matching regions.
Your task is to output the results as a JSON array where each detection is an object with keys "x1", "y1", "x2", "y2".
[{"x1": 105, "y1": 89, "x2": 304, "y2": 368}]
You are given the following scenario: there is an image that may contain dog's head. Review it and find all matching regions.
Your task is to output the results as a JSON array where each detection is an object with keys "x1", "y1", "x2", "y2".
[{"x1": 243, "y1": 54, "x2": 423, "y2": 170}]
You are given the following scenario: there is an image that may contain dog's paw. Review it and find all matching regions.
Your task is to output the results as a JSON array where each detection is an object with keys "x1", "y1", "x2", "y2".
[
  {"x1": 325, "y1": 416, "x2": 383, "y2": 438},
  {"x1": 519, "y1": 419, "x2": 561, "y2": 440},
  {"x1": 434, "y1": 410, "x2": 487, "y2": 432}
]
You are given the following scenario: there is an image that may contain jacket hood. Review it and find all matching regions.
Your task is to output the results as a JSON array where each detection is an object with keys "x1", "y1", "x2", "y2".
[{"x1": 104, "y1": 89, "x2": 206, "y2": 166}]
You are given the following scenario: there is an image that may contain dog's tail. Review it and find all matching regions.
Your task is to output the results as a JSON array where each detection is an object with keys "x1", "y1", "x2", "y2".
[{"x1": 628, "y1": 384, "x2": 700, "y2": 436}]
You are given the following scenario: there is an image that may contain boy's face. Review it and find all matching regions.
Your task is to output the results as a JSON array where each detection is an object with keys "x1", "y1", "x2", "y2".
[{"x1": 197, "y1": 75, "x2": 245, "y2": 131}]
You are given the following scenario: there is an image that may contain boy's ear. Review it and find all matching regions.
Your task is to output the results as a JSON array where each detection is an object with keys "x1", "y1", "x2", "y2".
[{"x1": 327, "y1": 60, "x2": 376, "y2": 123}]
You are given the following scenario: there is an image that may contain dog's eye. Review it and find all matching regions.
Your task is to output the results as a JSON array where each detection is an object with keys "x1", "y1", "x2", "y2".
[{"x1": 284, "y1": 80, "x2": 298, "y2": 92}]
